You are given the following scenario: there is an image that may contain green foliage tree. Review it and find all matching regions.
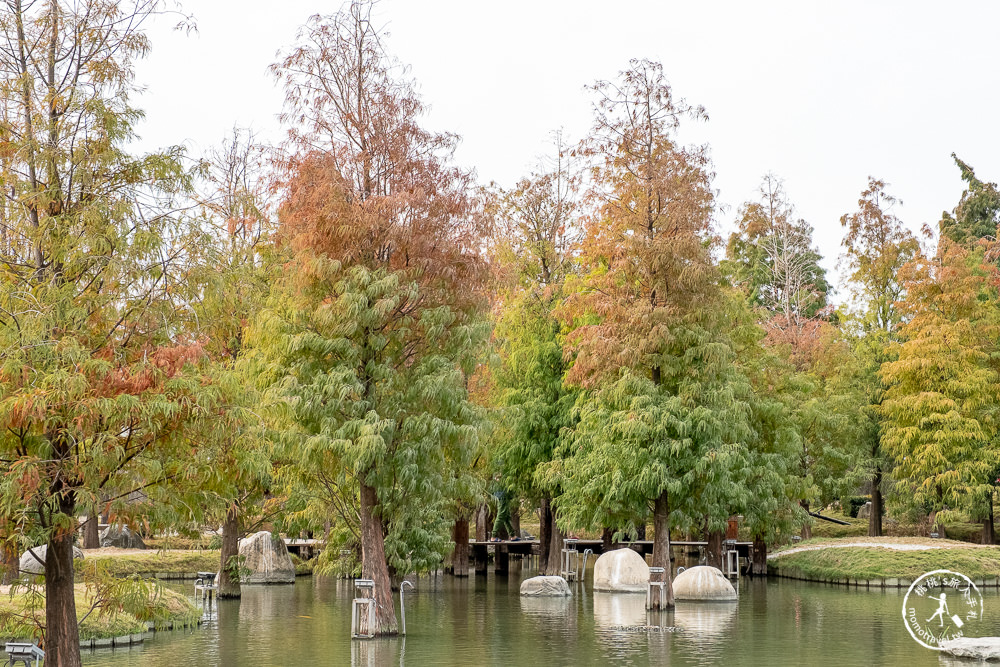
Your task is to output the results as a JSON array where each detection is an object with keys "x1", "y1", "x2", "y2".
[
  {"x1": 487, "y1": 143, "x2": 580, "y2": 573},
  {"x1": 726, "y1": 174, "x2": 830, "y2": 325},
  {"x1": 188, "y1": 129, "x2": 277, "y2": 599},
  {"x1": 554, "y1": 60, "x2": 764, "y2": 605},
  {"x1": 939, "y1": 154, "x2": 1000, "y2": 246},
  {"x1": 839, "y1": 177, "x2": 919, "y2": 536},
  {"x1": 0, "y1": 2, "x2": 203, "y2": 662},
  {"x1": 262, "y1": 0, "x2": 488, "y2": 634},
  {"x1": 880, "y1": 241, "x2": 1000, "y2": 542}
]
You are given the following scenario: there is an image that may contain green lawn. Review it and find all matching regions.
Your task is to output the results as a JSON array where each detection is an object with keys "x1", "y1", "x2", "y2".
[
  {"x1": 77, "y1": 550, "x2": 220, "y2": 578},
  {"x1": 769, "y1": 543, "x2": 1000, "y2": 581}
]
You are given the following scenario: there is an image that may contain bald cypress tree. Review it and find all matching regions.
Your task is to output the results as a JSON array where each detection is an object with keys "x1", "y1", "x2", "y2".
[{"x1": 260, "y1": 1, "x2": 488, "y2": 634}]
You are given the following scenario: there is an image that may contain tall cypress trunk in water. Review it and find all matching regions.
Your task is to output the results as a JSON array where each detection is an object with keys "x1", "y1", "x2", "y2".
[
  {"x1": 46, "y1": 495, "x2": 82, "y2": 667},
  {"x1": 82, "y1": 511, "x2": 99, "y2": 550},
  {"x1": 360, "y1": 482, "x2": 398, "y2": 634},
  {"x1": 751, "y1": 534, "x2": 768, "y2": 576},
  {"x1": 651, "y1": 490, "x2": 674, "y2": 609},
  {"x1": 544, "y1": 509, "x2": 563, "y2": 576},
  {"x1": 869, "y1": 465, "x2": 883, "y2": 537},
  {"x1": 218, "y1": 504, "x2": 242, "y2": 598},
  {"x1": 538, "y1": 498, "x2": 552, "y2": 573},
  {"x1": 705, "y1": 528, "x2": 724, "y2": 569},
  {"x1": 451, "y1": 517, "x2": 469, "y2": 576}
]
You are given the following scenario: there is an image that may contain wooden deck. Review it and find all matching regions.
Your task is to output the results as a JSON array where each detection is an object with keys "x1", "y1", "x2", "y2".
[{"x1": 467, "y1": 538, "x2": 754, "y2": 575}]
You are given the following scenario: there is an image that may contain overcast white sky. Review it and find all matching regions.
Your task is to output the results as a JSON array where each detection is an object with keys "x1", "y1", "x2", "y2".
[{"x1": 136, "y1": 1, "x2": 1000, "y2": 290}]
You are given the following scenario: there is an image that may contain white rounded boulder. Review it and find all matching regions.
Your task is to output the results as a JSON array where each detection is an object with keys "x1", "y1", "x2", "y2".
[
  {"x1": 593, "y1": 548, "x2": 649, "y2": 593},
  {"x1": 19, "y1": 545, "x2": 85, "y2": 576},
  {"x1": 672, "y1": 565, "x2": 737, "y2": 601},
  {"x1": 520, "y1": 575, "x2": 571, "y2": 597}
]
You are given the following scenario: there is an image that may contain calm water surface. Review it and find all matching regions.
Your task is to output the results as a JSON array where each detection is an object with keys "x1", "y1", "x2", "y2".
[{"x1": 82, "y1": 563, "x2": 1000, "y2": 666}]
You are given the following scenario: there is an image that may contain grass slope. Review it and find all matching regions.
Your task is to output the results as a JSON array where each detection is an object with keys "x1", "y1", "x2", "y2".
[
  {"x1": 770, "y1": 543, "x2": 1000, "y2": 581},
  {"x1": 0, "y1": 584, "x2": 199, "y2": 642}
]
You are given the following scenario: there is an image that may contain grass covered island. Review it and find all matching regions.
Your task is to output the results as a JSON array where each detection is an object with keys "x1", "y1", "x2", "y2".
[
  {"x1": 0, "y1": 582, "x2": 200, "y2": 645},
  {"x1": 768, "y1": 537, "x2": 1000, "y2": 585}
]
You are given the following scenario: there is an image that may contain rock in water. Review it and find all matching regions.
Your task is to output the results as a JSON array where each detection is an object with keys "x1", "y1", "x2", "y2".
[
  {"x1": 99, "y1": 525, "x2": 147, "y2": 550},
  {"x1": 238, "y1": 531, "x2": 296, "y2": 584},
  {"x1": 940, "y1": 637, "x2": 1000, "y2": 660},
  {"x1": 19, "y1": 545, "x2": 85, "y2": 576},
  {"x1": 593, "y1": 548, "x2": 649, "y2": 593},
  {"x1": 673, "y1": 566, "x2": 737, "y2": 601},
  {"x1": 520, "y1": 575, "x2": 571, "y2": 597}
]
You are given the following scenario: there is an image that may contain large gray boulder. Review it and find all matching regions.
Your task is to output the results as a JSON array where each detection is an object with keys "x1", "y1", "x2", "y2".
[
  {"x1": 857, "y1": 502, "x2": 872, "y2": 520},
  {"x1": 593, "y1": 548, "x2": 649, "y2": 593},
  {"x1": 99, "y1": 525, "x2": 146, "y2": 550},
  {"x1": 19, "y1": 545, "x2": 85, "y2": 576},
  {"x1": 520, "y1": 575, "x2": 570, "y2": 597},
  {"x1": 940, "y1": 637, "x2": 1000, "y2": 661},
  {"x1": 238, "y1": 531, "x2": 295, "y2": 584},
  {"x1": 673, "y1": 565, "x2": 737, "y2": 601}
]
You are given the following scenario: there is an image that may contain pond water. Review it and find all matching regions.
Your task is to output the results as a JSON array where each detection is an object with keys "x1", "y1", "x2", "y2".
[{"x1": 82, "y1": 562, "x2": 998, "y2": 666}]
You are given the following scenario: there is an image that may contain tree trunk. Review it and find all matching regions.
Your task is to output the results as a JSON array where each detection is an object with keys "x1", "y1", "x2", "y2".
[
  {"x1": 82, "y1": 510, "x2": 99, "y2": 550},
  {"x1": 602, "y1": 527, "x2": 617, "y2": 553},
  {"x1": 544, "y1": 508, "x2": 563, "y2": 576},
  {"x1": 752, "y1": 534, "x2": 768, "y2": 576},
  {"x1": 474, "y1": 504, "x2": 489, "y2": 542},
  {"x1": 651, "y1": 490, "x2": 674, "y2": 609},
  {"x1": 0, "y1": 527, "x2": 18, "y2": 586},
  {"x1": 451, "y1": 517, "x2": 469, "y2": 576},
  {"x1": 218, "y1": 504, "x2": 241, "y2": 599},
  {"x1": 494, "y1": 512, "x2": 509, "y2": 575},
  {"x1": 360, "y1": 482, "x2": 397, "y2": 635},
  {"x1": 869, "y1": 466, "x2": 884, "y2": 537},
  {"x1": 45, "y1": 503, "x2": 82, "y2": 667},
  {"x1": 705, "y1": 527, "x2": 724, "y2": 569},
  {"x1": 985, "y1": 493, "x2": 997, "y2": 546},
  {"x1": 538, "y1": 497, "x2": 552, "y2": 573},
  {"x1": 799, "y1": 500, "x2": 812, "y2": 540}
]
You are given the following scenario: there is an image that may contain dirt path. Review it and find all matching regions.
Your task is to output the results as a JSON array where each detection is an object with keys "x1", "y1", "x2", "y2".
[{"x1": 768, "y1": 537, "x2": 990, "y2": 559}]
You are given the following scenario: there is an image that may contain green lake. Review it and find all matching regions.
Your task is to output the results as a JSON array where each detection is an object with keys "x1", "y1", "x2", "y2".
[{"x1": 81, "y1": 563, "x2": 999, "y2": 666}]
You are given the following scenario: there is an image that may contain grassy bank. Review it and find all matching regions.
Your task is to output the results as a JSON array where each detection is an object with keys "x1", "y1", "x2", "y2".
[
  {"x1": 0, "y1": 583, "x2": 199, "y2": 642},
  {"x1": 78, "y1": 550, "x2": 220, "y2": 578},
  {"x1": 769, "y1": 541, "x2": 1000, "y2": 582}
]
